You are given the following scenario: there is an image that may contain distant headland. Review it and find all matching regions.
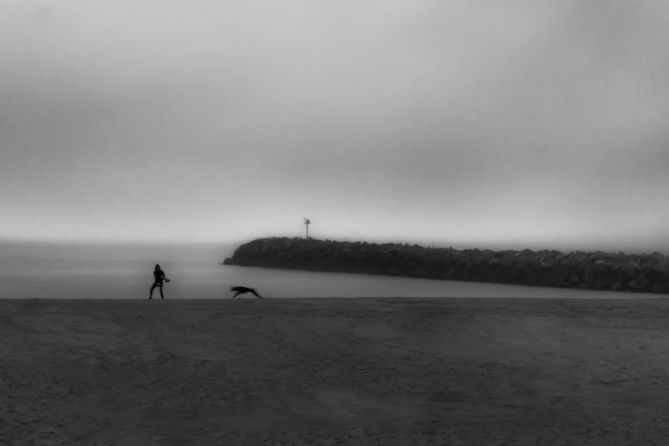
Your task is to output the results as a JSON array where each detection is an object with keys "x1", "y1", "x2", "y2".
[{"x1": 223, "y1": 237, "x2": 669, "y2": 294}]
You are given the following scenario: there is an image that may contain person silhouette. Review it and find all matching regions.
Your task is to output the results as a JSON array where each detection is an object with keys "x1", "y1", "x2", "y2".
[{"x1": 149, "y1": 264, "x2": 169, "y2": 300}]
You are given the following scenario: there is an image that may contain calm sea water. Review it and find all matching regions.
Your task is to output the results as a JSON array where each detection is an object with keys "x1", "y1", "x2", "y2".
[{"x1": 0, "y1": 241, "x2": 660, "y2": 299}]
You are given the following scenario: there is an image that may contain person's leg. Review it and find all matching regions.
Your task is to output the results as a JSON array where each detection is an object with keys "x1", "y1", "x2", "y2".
[
  {"x1": 159, "y1": 284, "x2": 164, "y2": 299},
  {"x1": 149, "y1": 283, "x2": 156, "y2": 299}
]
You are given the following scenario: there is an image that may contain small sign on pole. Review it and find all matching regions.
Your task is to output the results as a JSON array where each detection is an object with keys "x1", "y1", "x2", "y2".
[{"x1": 304, "y1": 218, "x2": 311, "y2": 239}]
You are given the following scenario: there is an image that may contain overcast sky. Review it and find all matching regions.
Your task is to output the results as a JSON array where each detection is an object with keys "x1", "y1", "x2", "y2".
[{"x1": 1, "y1": 1, "x2": 669, "y2": 251}]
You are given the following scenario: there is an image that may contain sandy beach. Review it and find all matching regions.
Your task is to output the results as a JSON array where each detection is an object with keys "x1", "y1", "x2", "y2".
[{"x1": 2, "y1": 297, "x2": 669, "y2": 445}]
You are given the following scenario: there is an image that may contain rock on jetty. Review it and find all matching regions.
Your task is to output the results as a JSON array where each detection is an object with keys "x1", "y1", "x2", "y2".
[{"x1": 223, "y1": 237, "x2": 669, "y2": 294}]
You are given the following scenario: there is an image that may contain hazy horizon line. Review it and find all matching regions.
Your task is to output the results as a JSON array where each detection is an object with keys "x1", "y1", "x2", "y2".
[{"x1": 1, "y1": 235, "x2": 666, "y2": 256}]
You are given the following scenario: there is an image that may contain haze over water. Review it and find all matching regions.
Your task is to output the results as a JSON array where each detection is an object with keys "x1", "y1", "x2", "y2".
[
  {"x1": 0, "y1": 242, "x2": 659, "y2": 300},
  {"x1": 1, "y1": 2, "x2": 668, "y2": 252}
]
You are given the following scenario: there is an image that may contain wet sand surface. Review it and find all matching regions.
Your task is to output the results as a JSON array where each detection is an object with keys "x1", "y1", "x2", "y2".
[{"x1": 2, "y1": 297, "x2": 669, "y2": 445}]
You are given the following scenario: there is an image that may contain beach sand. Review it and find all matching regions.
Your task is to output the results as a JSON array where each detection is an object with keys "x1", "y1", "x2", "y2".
[{"x1": 2, "y1": 297, "x2": 669, "y2": 445}]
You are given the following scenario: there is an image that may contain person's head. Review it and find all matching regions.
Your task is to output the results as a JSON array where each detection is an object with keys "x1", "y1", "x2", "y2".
[{"x1": 155, "y1": 264, "x2": 161, "y2": 271}]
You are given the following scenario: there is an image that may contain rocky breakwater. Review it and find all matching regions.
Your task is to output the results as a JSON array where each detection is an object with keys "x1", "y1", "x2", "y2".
[{"x1": 223, "y1": 237, "x2": 669, "y2": 294}]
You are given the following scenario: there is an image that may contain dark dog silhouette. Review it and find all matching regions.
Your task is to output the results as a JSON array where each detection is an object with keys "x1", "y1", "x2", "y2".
[{"x1": 230, "y1": 286, "x2": 263, "y2": 299}]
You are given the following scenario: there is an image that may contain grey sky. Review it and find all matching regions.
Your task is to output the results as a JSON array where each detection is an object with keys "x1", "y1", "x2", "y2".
[{"x1": 1, "y1": 1, "x2": 669, "y2": 251}]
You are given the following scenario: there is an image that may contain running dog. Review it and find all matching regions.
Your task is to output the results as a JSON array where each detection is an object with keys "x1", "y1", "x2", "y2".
[{"x1": 230, "y1": 286, "x2": 263, "y2": 299}]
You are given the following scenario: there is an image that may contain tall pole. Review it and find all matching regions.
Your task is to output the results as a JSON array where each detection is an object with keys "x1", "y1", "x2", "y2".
[{"x1": 304, "y1": 218, "x2": 310, "y2": 239}]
